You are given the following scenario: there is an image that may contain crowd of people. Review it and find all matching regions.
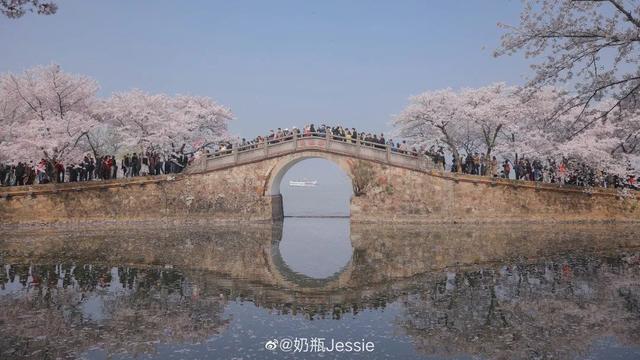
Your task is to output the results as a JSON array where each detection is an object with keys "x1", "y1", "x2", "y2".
[
  {"x1": 191, "y1": 124, "x2": 422, "y2": 162},
  {"x1": 450, "y1": 152, "x2": 638, "y2": 189},
  {"x1": 201, "y1": 123, "x2": 637, "y2": 190},
  {"x1": 0, "y1": 151, "x2": 189, "y2": 186},
  {"x1": 214, "y1": 124, "x2": 418, "y2": 154},
  {"x1": 1, "y1": 123, "x2": 637, "y2": 190}
]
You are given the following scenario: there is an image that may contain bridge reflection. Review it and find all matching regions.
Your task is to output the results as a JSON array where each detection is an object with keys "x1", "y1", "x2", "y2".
[
  {"x1": 2, "y1": 222, "x2": 640, "y2": 291},
  {"x1": 272, "y1": 218, "x2": 353, "y2": 286}
]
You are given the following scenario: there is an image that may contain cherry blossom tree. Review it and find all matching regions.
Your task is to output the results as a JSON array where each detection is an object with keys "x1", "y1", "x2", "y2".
[
  {"x1": 0, "y1": 65, "x2": 234, "y2": 170},
  {"x1": 0, "y1": 64, "x2": 99, "y2": 166},
  {"x1": 98, "y1": 89, "x2": 233, "y2": 155},
  {"x1": 395, "y1": 80, "x2": 639, "y2": 177},
  {"x1": 494, "y1": 86, "x2": 570, "y2": 162},
  {"x1": 495, "y1": 0, "x2": 640, "y2": 140},
  {"x1": 1, "y1": 0, "x2": 57, "y2": 18},
  {"x1": 392, "y1": 89, "x2": 478, "y2": 171},
  {"x1": 463, "y1": 83, "x2": 520, "y2": 173},
  {"x1": 79, "y1": 124, "x2": 125, "y2": 160},
  {"x1": 555, "y1": 103, "x2": 640, "y2": 175},
  {"x1": 171, "y1": 94, "x2": 234, "y2": 151},
  {"x1": 502, "y1": 89, "x2": 640, "y2": 175},
  {"x1": 394, "y1": 84, "x2": 526, "y2": 173}
]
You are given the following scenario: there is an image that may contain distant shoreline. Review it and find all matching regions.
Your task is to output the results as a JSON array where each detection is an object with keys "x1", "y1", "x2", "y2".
[{"x1": 283, "y1": 215, "x2": 350, "y2": 219}]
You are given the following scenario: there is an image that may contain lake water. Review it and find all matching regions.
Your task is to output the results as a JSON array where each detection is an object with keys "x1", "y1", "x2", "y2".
[{"x1": 1, "y1": 219, "x2": 640, "y2": 359}]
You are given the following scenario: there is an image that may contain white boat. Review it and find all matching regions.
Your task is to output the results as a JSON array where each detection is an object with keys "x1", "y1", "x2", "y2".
[{"x1": 289, "y1": 180, "x2": 318, "y2": 187}]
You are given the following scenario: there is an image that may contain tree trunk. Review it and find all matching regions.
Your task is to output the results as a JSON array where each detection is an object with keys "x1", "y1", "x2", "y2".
[{"x1": 484, "y1": 150, "x2": 492, "y2": 177}]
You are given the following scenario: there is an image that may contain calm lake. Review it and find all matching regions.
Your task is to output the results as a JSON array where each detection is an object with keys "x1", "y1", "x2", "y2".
[{"x1": 1, "y1": 219, "x2": 639, "y2": 359}]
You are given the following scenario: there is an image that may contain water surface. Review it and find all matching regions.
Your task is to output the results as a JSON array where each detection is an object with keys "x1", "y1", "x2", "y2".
[{"x1": 1, "y1": 220, "x2": 639, "y2": 359}]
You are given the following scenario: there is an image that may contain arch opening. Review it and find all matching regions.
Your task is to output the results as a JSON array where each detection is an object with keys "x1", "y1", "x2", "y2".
[{"x1": 270, "y1": 157, "x2": 353, "y2": 218}]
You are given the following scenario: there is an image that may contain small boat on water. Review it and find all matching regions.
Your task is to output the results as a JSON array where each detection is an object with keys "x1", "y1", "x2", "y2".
[{"x1": 289, "y1": 180, "x2": 318, "y2": 187}]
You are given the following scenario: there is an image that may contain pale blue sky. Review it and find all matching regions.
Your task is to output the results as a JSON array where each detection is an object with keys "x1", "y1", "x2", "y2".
[{"x1": 1, "y1": 0, "x2": 530, "y2": 137}]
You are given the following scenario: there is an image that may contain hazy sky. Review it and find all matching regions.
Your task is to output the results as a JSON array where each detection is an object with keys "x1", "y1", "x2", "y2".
[{"x1": 1, "y1": 0, "x2": 530, "y2": 138}]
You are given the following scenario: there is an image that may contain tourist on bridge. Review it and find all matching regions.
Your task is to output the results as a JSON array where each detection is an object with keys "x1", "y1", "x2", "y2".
[
  {"x1": 502, "y1": 160, "x2": 511, "y2": 179},
  {"x1": 491, "y1": 156, "x2": 499, "y2": 177},
  {"x1": 131, "y1": 153, "x2": 140, "y2": 177},
  {"x1": 55, "y1": 161, "x2": 65, "y2": 183}
]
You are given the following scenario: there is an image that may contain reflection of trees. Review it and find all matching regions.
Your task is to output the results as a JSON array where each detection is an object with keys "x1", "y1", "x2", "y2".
[
  {"x1": 3, "y1": 222, "x2": 640, "y2": 290},
  {"x1": 349, "y1": 222, "x2": 640, "y2": 284},
  {"x1": 0, "y1": 223, "x2": 277, "y2": 284},
  {"x1": 0, "y1": 264, "x2": 230, "y2": 359},
  {"x1": 398, "y1": 253, "x2": 640, "y2": 359}
]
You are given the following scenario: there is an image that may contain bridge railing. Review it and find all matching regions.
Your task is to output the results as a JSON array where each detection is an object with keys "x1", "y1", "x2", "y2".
[{"x1": 190, "y1": 131, "x2": 435, "y2": 173}]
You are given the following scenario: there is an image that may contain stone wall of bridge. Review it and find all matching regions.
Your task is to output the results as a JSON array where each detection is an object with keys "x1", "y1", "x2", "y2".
[
  {"x1": 0, "y1": 165, "x2": 276, "y2": 225},
  {"x1": 0, "y1": 149, "x2": 638, "y2": 225},
  {"x1": 350, "y1": 161, "x2": 640, "y2": 223}
]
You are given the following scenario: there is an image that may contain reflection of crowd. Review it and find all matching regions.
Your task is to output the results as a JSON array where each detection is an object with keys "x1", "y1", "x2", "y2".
[{"x1": 1, "y1": 123, "x2": 638, "y2": 191}]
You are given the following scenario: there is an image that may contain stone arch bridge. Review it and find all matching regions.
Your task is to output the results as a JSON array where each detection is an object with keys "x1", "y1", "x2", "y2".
[
  {"x1": 0, "y1": 132, "x2": 639, "y2": 224},
  {"x1": 183, "y1": 132, "x2": 436, "y2": 219}
]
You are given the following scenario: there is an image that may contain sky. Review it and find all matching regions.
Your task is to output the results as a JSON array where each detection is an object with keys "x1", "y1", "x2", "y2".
[{"x1": 0, "y1": 0, "x2": 531, "y2": 138}]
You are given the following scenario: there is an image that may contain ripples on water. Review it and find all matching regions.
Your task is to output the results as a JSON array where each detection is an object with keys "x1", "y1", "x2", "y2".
[{"x1": 1, "y1": 219, "x2": 639, "y2": 359}]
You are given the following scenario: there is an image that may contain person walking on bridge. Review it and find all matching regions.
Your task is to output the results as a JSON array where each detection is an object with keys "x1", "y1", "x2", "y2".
[{"x1": 132, "y1": 153, "x2": 140, "y2": 177}]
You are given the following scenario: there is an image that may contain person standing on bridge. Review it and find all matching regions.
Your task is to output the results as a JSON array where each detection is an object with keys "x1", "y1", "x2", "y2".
[
  {"x1": 502, "y1": 159, "x2": 511, "y2": 179},
  {"x1": 101, "y1": 156, "x2": 112, "y2": 180},
  {"x1": 25, "y1": 162, "x2": 35, "y2": 185},
  {"x1": 491, "y1": 156, "x2": 499, "y2": 177},
  {"x1": 154, "y1": 153, "x2": 163, "y2": 175},
  {"x1": 140, "y1": 157, "x2": 149, "y2": 176},
  {"x1": 148, "y1": 153, "x2": 156, "y2": 176},
  {"x1": 66, "y1": 163, "x2": 75, "y2": 182},
  {"x1": 87, "y1": 157, "x2": 95, "y2": 181},
  {"x1": 55, "y1": 161, "x2": 64, "y2": 183},
  {"x1": 122, "y1": 154, "x2": 130, "y2": 177},
  {"x1": 35, "y1": 160, "x2": 46, "y2": 184},
  {"x1": 131, "y1": 153, "x2": 140, "y2": 177},
  {"x1": 345, "y1": 129, "x2": 352, "y2": 142},
  {"x1": 111, "y1": 156, "x2": 118, "y2": 179},
  {"x1": 473, "y1": 153, "x2": 481, "y2": 175}
]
